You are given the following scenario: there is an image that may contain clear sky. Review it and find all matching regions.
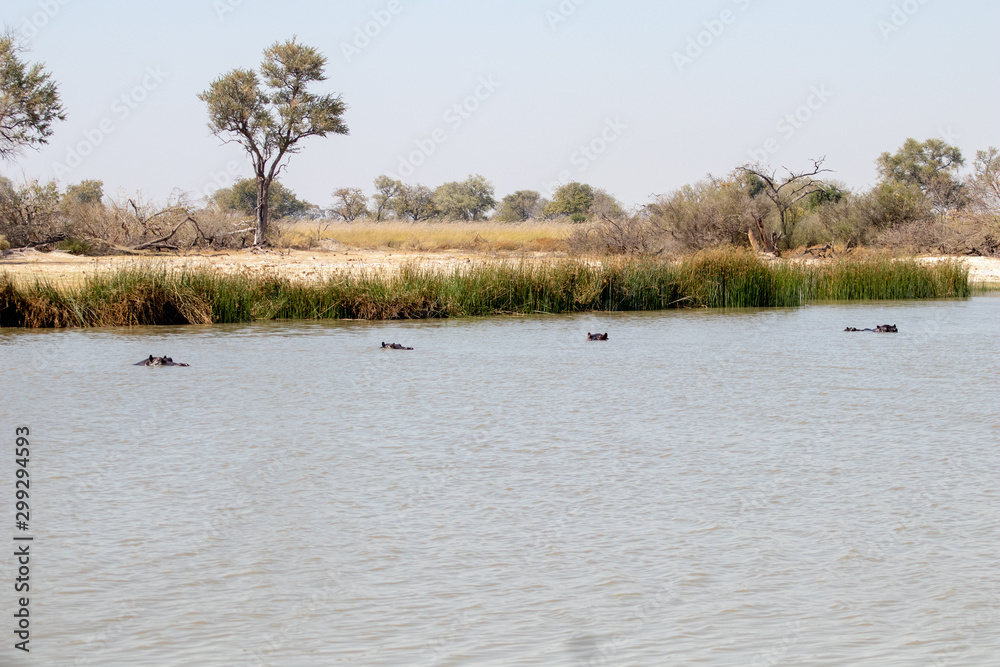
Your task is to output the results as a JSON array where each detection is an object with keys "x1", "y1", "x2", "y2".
[{"x1": 3, "y1": 0, "x2": 999, "y2": 209}]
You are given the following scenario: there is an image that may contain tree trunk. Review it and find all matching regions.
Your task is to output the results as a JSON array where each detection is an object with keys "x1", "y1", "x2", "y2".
[{"x1": 255, "y1": 177, "x2": 270, "y2": 246}]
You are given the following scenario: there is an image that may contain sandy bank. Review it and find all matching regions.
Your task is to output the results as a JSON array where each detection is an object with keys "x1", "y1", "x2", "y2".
[{"x1": 2, "y1": 247, "x2": 998, "y2": 289}]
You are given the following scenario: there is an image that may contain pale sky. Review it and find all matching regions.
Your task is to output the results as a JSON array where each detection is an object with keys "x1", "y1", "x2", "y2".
[{"x1": 3, "y1": 0, "x2": 999, "y2": 209}]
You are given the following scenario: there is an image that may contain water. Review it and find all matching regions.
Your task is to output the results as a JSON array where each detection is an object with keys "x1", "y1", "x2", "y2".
[{"x1": 1, "y1": 298, "x2": 998, "y2": 666}]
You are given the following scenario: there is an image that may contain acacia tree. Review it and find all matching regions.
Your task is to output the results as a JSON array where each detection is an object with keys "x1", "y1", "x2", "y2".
[
  {"x1": 0, "y1": 33, "x2": 66, "y2": 160},
  {"x1": 371, "y1": 175, "x2": 401, "y2": 221},
  {"x1": 0, "y1": 176, "x2": 61, "y2": 245},
  {"x1": 968, "y1": 147, "x2": 1000, "y2": 214},
  {"x1": 199, "y1": 38, "x2": 348, "y2": 246},
  {"x1": 544, "y1": 182, "x2": 595, "y2": 221},
  {"x1": 433, "y1": 175, "x2": 495, "y2": 221},
  {"x1": 496, "y1": 190, "x2": 542, "y2": 222},
  {"x1": 331, "y1": 187, "x2": 369, "y2": 222},
  {"x1": 877, "y1": 138, "x2": 964, "y2": 212},
  {"x1": 739, "y1": 158, "x2": 830, "y2": 253},
  {"x1": 393, "y1": 183, "x2": 437, "y2": 221},
  {"x1": 63, "y1": 179, "x2": 104, "y2": 206},
  {"x1": 212, "y1": 178, "x2": 310, "y2": 218}
]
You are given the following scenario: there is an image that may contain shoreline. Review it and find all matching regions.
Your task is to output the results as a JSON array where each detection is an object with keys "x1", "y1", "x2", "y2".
[
  {"x1": 0, "y1": 251, "x2": 974, "y2": 328},
  {"x1": 2, "y1": 247, "x2": 999, "y2": 289}
]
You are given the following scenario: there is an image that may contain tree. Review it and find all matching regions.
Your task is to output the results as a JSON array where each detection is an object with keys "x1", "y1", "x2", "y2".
[
  {"x1": 63, "y1": 180, "x2": 104, "y2": 206},
  {"x1": 544, "y1": 182, "x2": 595, "y2": 220},
  {"x1": 372, "y1": 175, "x2": 401, "y2": 221},
  {"x1": 330, "y1": 187, "x2": 368, "y2": 222},
  {"x1": 590, "y1": 189, "x2": 625, "y2": 219},
  {"x1": 805, "y1": 184, "x2": 845, "y2": 209},
  {"x1": 877, "y1": 138, "x2": 965, "y2": 212},
  {"x1": 967, "y1": 147, "x2": 1000, "y2": 214},
  {"x1": 0, "y1": 177, "x2": 61, "y2": 246},
  {"x1": 858, "y1": 180, "x2": 933, "y2": 231},
  {"x1": 199, "y1": 38, "x2": 348, "y2": 246},
  {"x1": 496, "y1": 190, "x2": 542, "y2": 222},
  {"x1": 211, "y1": 178, "x2": 310, "y2": 218},
  {"x1": 393, "y1": 184, "x2": 437, "y2": 221},
  {"x1": 739, "y1": 158, "x2": 831, "y2": 252},
  {"x1": 0, "y1": 33, "x2": 66, "y2": 160},
  {"x1": 433, "y1": 174, "x2": 495, "y2": 220},
  {"x1": 647, "y1": 175, "x2": 764, "y2": 252}
]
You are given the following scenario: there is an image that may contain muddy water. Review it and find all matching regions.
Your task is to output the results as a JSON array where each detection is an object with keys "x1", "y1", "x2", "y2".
[{"x1": 1, "y1": 297, "x2": 998, "y2": 666}]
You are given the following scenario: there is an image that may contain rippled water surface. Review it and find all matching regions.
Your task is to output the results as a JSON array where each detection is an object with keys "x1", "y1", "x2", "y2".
[{"x1": 1, "y1": 297, "x2": 998, "y2": 666}]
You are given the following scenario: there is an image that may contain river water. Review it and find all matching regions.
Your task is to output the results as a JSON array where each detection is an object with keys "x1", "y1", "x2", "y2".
[{"x1": 1, "y1": 297, "x2": 998, "y2": 666}]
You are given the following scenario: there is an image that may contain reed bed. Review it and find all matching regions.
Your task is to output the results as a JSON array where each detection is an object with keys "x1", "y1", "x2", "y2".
[{"x1": 0, "y1": 249, "x2": 970, "y2": 328}]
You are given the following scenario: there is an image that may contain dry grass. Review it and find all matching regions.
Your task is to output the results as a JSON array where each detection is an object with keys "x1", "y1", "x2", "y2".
[{"x1": 278, "y1": 219, "x2": 574, "y2": 252}]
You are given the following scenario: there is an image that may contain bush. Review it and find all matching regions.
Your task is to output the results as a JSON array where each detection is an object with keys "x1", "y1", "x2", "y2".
[
  {"x1": 569, "y1": 211, "x2": 663, "y2": 255},
  {"x1": 544, "y1": 182, "x2": 595, "y2": 219},
  {"x1": 0, "y1": 177, "x2": 62, "y2": 246},
  {"x1": 0, "y1": 234, "x2": 9, "y2": 251},
  {"x1": 647, "y1": 177, "x2": 763, "y2": 253},
  {"x1": 812, "y1": 182, "x2": 934, "y2": 249},
  {"x1": 55, "y1": 238, "x2": 93, "y2": 255},
  {"x1": 496, "y1": 190, "x2": 543, "y2": 222},
  {"x1": 211, "y1": 178, "x2": 311, "y2": 218}
]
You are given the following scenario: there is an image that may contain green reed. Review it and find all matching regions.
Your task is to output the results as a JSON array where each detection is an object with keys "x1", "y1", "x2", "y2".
[{"x1": 0, "y1": 250, "x2": 971, "y2": 328}]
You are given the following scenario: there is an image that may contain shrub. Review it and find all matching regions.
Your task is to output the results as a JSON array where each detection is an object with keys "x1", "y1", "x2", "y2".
[
  {"x1": 55, "y1": 238, "x2": 93, "y2": 255},
  {"x1": 570, "y1": 212, "x2": 663, "y2": 255},
  {"x1": 647, "y1": 177, "x2": 763, "y2": 253},
  {"x1": 0, "y1": 177, "x2": 62, "y2": 246},
  {"x1": 544, "y1": 182, "x2": 595, "y2": 219}
]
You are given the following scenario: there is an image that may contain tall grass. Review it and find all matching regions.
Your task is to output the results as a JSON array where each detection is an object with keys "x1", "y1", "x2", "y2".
[
  {"x1": 280, "y1": 219, "x2": 572, "y2": 252},
  {"x1": 0, "y1": 249, "x2": 970, "y2": 328}
]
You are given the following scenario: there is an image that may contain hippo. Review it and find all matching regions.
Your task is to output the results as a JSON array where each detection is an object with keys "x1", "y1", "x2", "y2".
[
  {"x1": 587, "y1": 332, "x2": 609, "y2": 341},
  {"x1": 844, "y1": 324, "x2": 898, "y2": 333},
  {"x1": 135, "y1": 355, "x2": 190, "y2": 366},
  {"x1": 381, "y1": 342, "x2": 414, "y2": 350}
]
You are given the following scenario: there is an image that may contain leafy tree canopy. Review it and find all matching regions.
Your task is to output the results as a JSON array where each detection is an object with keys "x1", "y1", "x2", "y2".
[
  {"x1": 496, "y1": 190, "x2": 542, "y2": 222},
  {"x1": 211, "y1": 178, "x2": 310, "y2": 218},
  {"x1": 0, "y1": 34, "x2": 66, "y2": 160},
  {"x1": 372, "y1": 175, "x2": 402, "y2": 221},
  {"x1": 544, "y1": 182, "x2": 595, "y2": 219},
  {"x1": 806, "y1": 184, "x2": 846, "y2": 209},
  {"x1": 199, "y1": 37, "x2": 347, "y2": 244},
  {"x1": 394, "y1": 184, "x2": 437, "y2": 221},
  {"x1": 877, "y1": 138, "x2": 965, "y2": 211},
  {"x1": 63, "y1": 180, "x2": 104, "y2": 206},
  {"x1": 877, "y1": 138, "x2": 964, "y2": 187},
  {"x1": 330, "y1": 187, "x2": 369, "y2": 222},
  {"x1": 433, "y1": 174, "x2": 495, "y2": 220}
]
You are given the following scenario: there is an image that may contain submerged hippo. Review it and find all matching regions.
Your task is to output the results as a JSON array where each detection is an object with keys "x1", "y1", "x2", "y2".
[
  {"x1": 587, "y1": 332, "x2": 609, "y2": 341},
  {"x1": 844, "y1": 324, "x2": 898, "y2": 333},
  {"x1": 135, "y1": 355, "x2": 190, "y2": 367},
  {"x1": 381, "y1": 342, "x2": 414, "y2": 350}
]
